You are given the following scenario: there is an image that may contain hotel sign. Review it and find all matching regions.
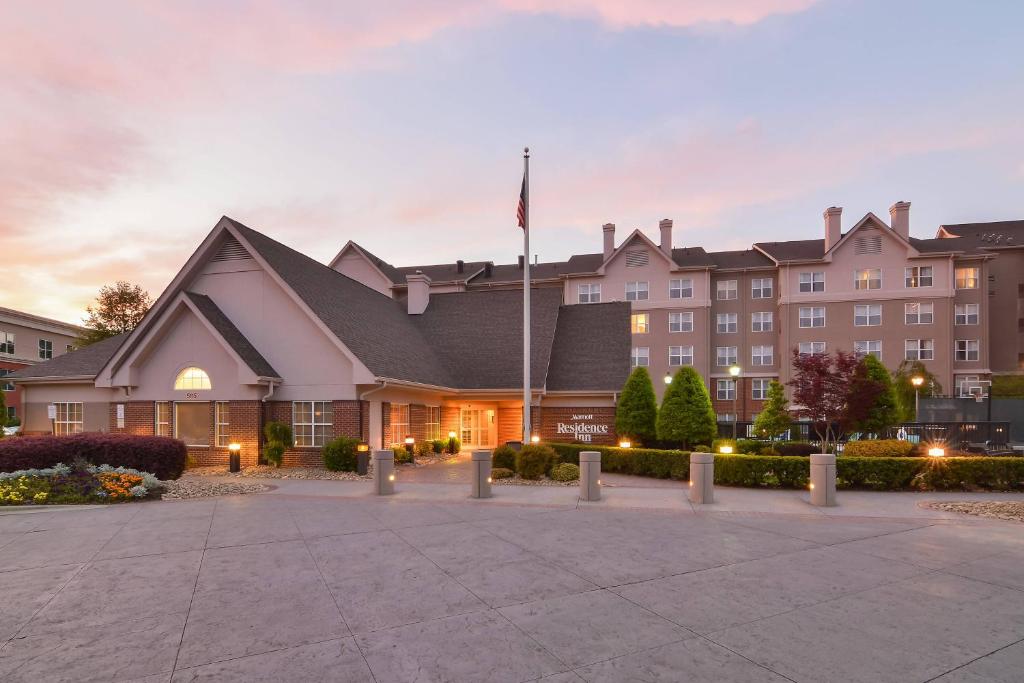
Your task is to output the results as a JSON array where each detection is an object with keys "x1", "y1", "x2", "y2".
[{"x1": 556, "y1": 414, "x2": 610, "y2": 443}]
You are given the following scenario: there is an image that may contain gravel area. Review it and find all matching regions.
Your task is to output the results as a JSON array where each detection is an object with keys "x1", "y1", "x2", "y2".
[
  {"x1": 161, "y1": 479, "x2": 271, "y2": 500},
  {"x1": 493, "y1": 475, "x2": 577, "y2": 487},
  {"x1": 923, "y1": 500, "x2": 1024, "y2": 523},
  {"x1": 185, "y1": 465, "x2": 371, "y2": 481}
]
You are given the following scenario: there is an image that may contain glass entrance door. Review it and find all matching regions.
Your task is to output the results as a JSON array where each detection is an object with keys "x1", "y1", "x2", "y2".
[{"x1": 460, "y1": 408, "x2": 496, "y2": 447}]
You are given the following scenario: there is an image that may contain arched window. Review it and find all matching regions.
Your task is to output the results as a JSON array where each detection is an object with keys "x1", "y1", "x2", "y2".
[{"x1": 174, "y1": 367, "x2": 211, "y2": 390}]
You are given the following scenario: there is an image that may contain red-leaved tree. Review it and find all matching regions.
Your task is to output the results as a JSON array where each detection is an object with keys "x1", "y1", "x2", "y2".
[{"x1": 787, "y1": 349, "x2": 858, "y2": 453}]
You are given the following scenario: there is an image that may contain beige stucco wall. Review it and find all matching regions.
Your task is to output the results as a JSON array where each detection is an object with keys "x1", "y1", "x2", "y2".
[
  {"x1": 20, "y1": 383, "x2": 118, "y2": 433},
  {"x1": 0, "y1": 317, "x2": 80, "y2": 365}
]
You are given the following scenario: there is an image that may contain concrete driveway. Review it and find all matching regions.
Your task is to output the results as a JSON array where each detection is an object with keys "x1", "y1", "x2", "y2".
[{"x1": 1, "y1": 490, "x2": 1023, "y2": 682}]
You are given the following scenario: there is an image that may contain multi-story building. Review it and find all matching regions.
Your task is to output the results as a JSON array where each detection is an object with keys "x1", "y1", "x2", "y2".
[{"x1": 0, "y1": 307, "x2": 85, "y2": 423}]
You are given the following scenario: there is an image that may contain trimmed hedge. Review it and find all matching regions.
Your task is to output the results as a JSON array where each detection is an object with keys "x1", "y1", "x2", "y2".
[
  {"x1": 550, "y1": 463, "x2": 580, "y2": 481},
  {"x1": 843, "y1": 439, "x2": 916, "y2": 458},
  {"x1": 0, "y1": 434, "x2": 188, "y2": 480},
  {"x1": 515, "y1": 445, "x2": 558, "y2": 480}
]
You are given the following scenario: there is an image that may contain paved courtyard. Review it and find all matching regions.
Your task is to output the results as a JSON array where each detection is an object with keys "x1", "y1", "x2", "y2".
[{"x1": 1, "y1": 485, "x2": 1024, "y2": 682}]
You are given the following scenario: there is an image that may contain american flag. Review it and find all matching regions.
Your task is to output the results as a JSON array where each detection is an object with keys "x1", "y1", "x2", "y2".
[{"x1": 516, "y1": 174, "x2": 526, "y2": 229}]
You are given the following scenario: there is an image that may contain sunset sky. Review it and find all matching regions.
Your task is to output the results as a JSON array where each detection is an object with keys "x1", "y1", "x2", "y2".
[{"x1": 2, "y1": 0, "x2": 1022, "y2": 323}]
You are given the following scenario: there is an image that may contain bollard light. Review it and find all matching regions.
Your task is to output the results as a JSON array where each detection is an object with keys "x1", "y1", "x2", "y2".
[
  {"x1": 531, "y1": 435, "x2": 540, "y2": 444},
  {"x1": 809, "y1": 483, "x2": 815, "y2": 490},
  {"x1": 927, "y1": 446, "x2": 945, "y2": 457},
  {"x1": 618, "y1": 440, "x2": 631, "y2": 449},
  {"x1": 228, "y1": 442, "x2": 241, "y2": 473},
  {"x1": 448, "y1": 431, "x2": 457, "y2": 438},
  {"x1": 357, "y1": 443, "x2": 369, "y2": 452},
  {"x1": 355, "y1": 443, "x2": 370, "y2": 475},
  {"x1": 719, "y1": 445, "x2": 733, "y2": 454},
  {"x1": 388, "y1": 474, "x2": 395, "y2": 481}
]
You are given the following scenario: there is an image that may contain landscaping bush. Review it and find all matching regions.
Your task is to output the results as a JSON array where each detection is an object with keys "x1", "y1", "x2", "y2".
[
  {"x1": 693, "y1": 444, "x2": 711, "y2": 453},
  {"x1": 431, "y1": 439, "x2": 445, "y2": 454},
  {"x1": 550, "y1": 462, "x2": 580, "y2": 481},
  {"x1": 491, "y1": 467, "x2": 514, "y2": 479},
  {"x1": 774, "y1": 441, "x2": 818, "y2": 457},
  {"x1": 492, "y1": 445, "x2": 516, "y2": 470},
  {"x1": 736, "y1": 439, "x2": 767, "y2": 455},
  {"x1": 0, "y1": 461, "x2": 162, "y2": 505},
  {"x1": 514, "y1": 444, "x2": 558, "y2": 480},
  {"x1": 415, "y1": 441, "x2": 433, "y2": 457},
  {"x1": 263, "y1": 421, "x2": 292, "y2": 467},
  {"x1": 446, "y1": 436, "x2": 461, "y2": 454},
  {"x1": 843, "y1": 439, "x2": 915, "y2": 458},
  {"x1": 0, "y1": 433, "x2": 187, "y2": 480},
  {"x1": 548, "y1": 443, "x2": 689, "y2": 480},
  {"x1": 392, "y1": 446, "x2": 413, "y2": 464},
  {"x1": 322, "y1": 437, "x2": 359, "y2": 472}
]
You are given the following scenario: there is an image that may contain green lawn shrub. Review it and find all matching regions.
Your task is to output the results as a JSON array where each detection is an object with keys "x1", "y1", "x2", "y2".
[
  {"x1": 392, "y1": 446, "x2": 413, "y2": 464},
  {"x1": 492, "y1": 445, "x2": 517, "y2": 470},
  {"x1": 515, "y1": 445, "x2": 558, "y2": 480},
  {"x1": 430, "y1": 440, "x2": 445, "y2": 454},
  {"x1": 774, "y1": 442, "x2": 818, "y2": 457},
  {"x1": 322, "y1": 437, "x2": 359, "y2": 472},
  {"x1": 550, "y1": 463, "x2": 580, "y2": 481},
  {"x1": 263, "y1": 421, "x2": 292, "y2": 467},
  {"x1": 736, "y1": 439, "x2": 768, "y2": 455},
  {"x1": 491, "y1": 467, "x2": 514, "y2": 479},
  {"x1": 843, "y1": 439, "x2": 916, "y2": 457}
]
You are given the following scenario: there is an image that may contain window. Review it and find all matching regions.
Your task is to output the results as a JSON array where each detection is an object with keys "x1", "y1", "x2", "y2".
[
  {"x1": 798, "y1": 307, "x2": 825, "y2": 328},
  {"x1": 669, "y1": 345, "x2": 693, "y2": 366},
  {"x1": 669, "y1": 278, "x2": 693, "y2": 299},
  {"x1": 38, "y1": 339, "x2": 53, "y2": 360},
  {"x1": 751, "y1": 312, "x2": 773, "y2": 332},
  {"x1": 175, "y1": 402, "x2": 210, "y2": 446},
  {"x1": 905, "y1": 266, "x2": 933, "y2": 288},
  {"x1": 799, "y1": 272, "x2": 825, "y2": 293},
  {"x1": 425, "y1": 406, "x2": 441, "y2": 441},
  {"x1": 577, "y1": 283, "x2": 601, "y2": 304},
  {"x1": 854, "y1": 340, "x2": 882, "y2": 359},
  {"x1": 716, "y1": 280, "x2": 738, "y2": 300},
  {"x1": 904, "y1": 302, "x2": 934, "y2": 325},
  {"x1": 631, "y1": 347, "x2": 649, "y2": 367},
  {"x1": 955, "y1": 340, "x2": 980, "y2": 362},
  {"x1": 717, "y1": 413, "x2": 737, "y2": 423},
  {"x1": 716, "y1": 379, "x2": 736, "y2": 401},
  {"x1": 215, "y1": 401, "x2": 230, "y2": 447},
  {"x1": 155, "y1": 402, "x2": 171, "y2": 437},
  {"x1": 798, "y1": 342, "x2": 826, "y2": 356},
  {"x1": 174, "y1": 367, "x2": 211, "y2": 390},
  {"x1": 0, "y1": 369, "x2": 13, "y2": 392},
  {"x1": 854, "y1": 304, "x2": 881, "y2": 326},
  {"x1": 389, "y1": 403, "x2": 410, "y2": 444},
  {"x1": 294, "y1": 401, "x2": 332, "y2": 447},
  {"x1": 0, "y1": 332, "x2": 13, "y2": 355},
  {"x1": 6, "y1": 406, "x2": 14, "y2": 421},
  {"x1": 955, "y1": 267, "x2": 979, "y2": 289},
  {"x1": 668, "y1": 312, "x2": 693, "y2": 333},
  {"x1": 955, "y1": 304, "x2": 979, "y2": 325},
  {"x1": 751, "y1": 378, "x2": 770, "y2": 400},
  {"x1": 625, "y1": 281, "x2": 649, "y2": 301},
  {"x1": 752, "y1": 345, "x2": 773, "y2": 366},
  {"x1": 751, "y1": 278, "x2": 773, "y2": 299},
  {"x1": 716, "y1": 313, "x2": 737, "y2": 333},
  {"x1": 53, "y1": 402, "x2": 83, "y2": 435},
  {"x1": 854, "y1": 268, "x2": 881, "y2": 290},
  {"x1": 716, "y1": 346, "x2": 738, "y2": 367},
  {"x1": 905, "y1": 339, "x2": 935, "y2": 361},
  {"x1": 630, "y1": 313, "x2": 649, "y2": 334}
]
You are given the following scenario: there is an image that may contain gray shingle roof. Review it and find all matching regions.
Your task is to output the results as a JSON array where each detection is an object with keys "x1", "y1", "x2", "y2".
[
  {"x1": 395, "y1": 262, "x2": 488, "y2": 283},
  {"x1": 185, "y1": 293, "x2": 280, "y2": 378},
  {"x1": 708, "y1": 249, "x2": 775, "y2": 269},
  {"x1": 754, "y1": 238, "x2": 826, "y2": 262},
  {"x1": 929, "y1": 220, "x2": 1024, "y2": 253},
  {"x1": 8, "y1": 334, "x2": 126, "y2": 380},
  {"x1": 671, "y1": 247, "x2": 715, "y2": 268},
  {"x1": 546, "y1": 302, "x2": 630, "y2": 392},
  {"x1": 349, "y1": 242, "x2": 405, "y2": 283}
]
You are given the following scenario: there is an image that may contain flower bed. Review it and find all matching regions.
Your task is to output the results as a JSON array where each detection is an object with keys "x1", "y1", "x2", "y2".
[
  {"x1": 0, "y1": 462, "x2": 163, "y2": 505},
  {"x1": 0, "y1": 433, "x2": 187, "y2": 480}
]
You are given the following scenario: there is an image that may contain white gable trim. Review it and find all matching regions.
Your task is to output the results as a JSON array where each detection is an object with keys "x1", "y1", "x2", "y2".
[
  {"x1": 328, "y1": 241, "x2": 395, "y2": 283},
  {"x1": 823, "y1": 212, "x2": 920, "y2": 261},
  {"x1": 596, "y1": 229, "x2": 676, "y2": 274}
]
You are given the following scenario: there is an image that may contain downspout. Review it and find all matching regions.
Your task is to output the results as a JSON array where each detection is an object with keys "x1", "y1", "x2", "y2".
[
  {"x1": 359, "y1": 380, "x2": 389, "y2": 401},
  {"x1": 261, "y1": 380, "x2": 277, "y2": 402}
]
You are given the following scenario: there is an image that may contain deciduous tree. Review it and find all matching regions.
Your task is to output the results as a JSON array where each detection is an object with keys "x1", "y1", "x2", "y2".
[
  {"x1": 787, "y1": 349, "x2": 858, "y2": 453},
  {"x1": 615, "y1": 367, "x2": 658, "y2": 445},
  {"x1": 892, "y1": 360, "x2": 942, "y2": 422},
  {"x1": 752, "y1": 380, "x2": 791, "y2": 439},
  {"x1": 656, "y1": 367, "x2": 716, "y2": 449},
  {"x1": 77, "y1": 281, "x2": 152, "y2": 347},
  {"x1": 844, "y1": 354, "x2": 898, "y2": 435}
]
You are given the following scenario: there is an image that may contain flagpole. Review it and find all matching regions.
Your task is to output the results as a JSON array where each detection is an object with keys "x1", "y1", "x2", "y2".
[{"x1": 522, "y1": 147, "x2": 531, "y2": 443}]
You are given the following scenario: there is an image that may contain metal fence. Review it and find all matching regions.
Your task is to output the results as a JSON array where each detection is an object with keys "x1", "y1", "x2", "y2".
[{"x1": 887, "y1": 422, "x2": 1011, "y2": 449}]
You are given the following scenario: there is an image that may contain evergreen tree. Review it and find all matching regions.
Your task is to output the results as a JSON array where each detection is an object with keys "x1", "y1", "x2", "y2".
[
  {"x1": 615, "y1": 367, "x2": 658, "y2": 445},
  {"x1": 656, "y1": 367, "x2": 716, "y2": 448},
  {"x1": 845, "y1": 354, "x2": 898, "y2": 435},
  {"x1": 752, "y1": 380, "x2": 791, "y2": 439}
]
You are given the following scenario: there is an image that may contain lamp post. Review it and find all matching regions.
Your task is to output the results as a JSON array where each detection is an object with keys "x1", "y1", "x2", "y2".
[
  {"x1": 729, "y1": 365, "x2": 741, "y2": 440},
  {"x1": 911, "y1": 376, "x2": 924, "y2": 422},
  {"x1": 664, "y1": 372, "x2": 672, "y2": 385}
]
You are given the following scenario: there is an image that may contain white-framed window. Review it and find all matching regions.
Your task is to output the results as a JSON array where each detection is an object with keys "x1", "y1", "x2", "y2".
[
  {"x1": 53, "y1": 402, "x2": 83, "y2": 435},
  {"x1": 389, "y1": 403, "x2": 409, "y2": 444},
  {"x1": 752, "y1": 345, "x2": 773, "y2": 366},
  {"x1": 955, "y1": 267, "x2": 979, "y2": 289},
  {"x1": 177, "y1": 402, "x2": 212, "y2": 446},
  {"x1": 631, "y1": 347, "x2": 650, "y2": 367},
  {"x1": 798, "y1": 341, "x2": 826, "y2": 356},
  {"x1": 955, "y1": 304, "x2": 979, "y2": 325},
  {"x1": 854, "y1": 340, "x2": 882, "y2": 360},
  {"x1": 854, "y1": 268, "x2": 882, "y2": 290},
  {"x1": 577, "y1": 283, "x2": 601, "y2": 304},
  {"x1": 751, "y1": 312, "x2": 773, "y2": 332},
  {"x1": 716, "y1": 312, "x2": 738, "y2": 333},
  {"x1": 905, "y1": 266, "x2": 933, "y2": 288},
  {"x1": 854, "y1": 304, "x2": 881, "y2": 326},
  {"x1": 751, "y1": 278, "x2": 773, "y2": 299},
  {"x1": 716, "y1": 379, "x2": 736, "y2": 401},
  {"x1": 751, "y1": 378, "x2": 770, "y2": 400},
  {"x1": 716, "y1": 346, "x2": 738, "y2": 367},
  {"x1": 669, "y1": 345, "x2": 693, "y2": 367},
  {"x1": 0, "y1": 369, "x2": 13, "y2": 392},
  {"x1": 717, "y1": 413, "x2": 737, "y2": 423},
  {"x1": 625, "y1": 281, "x2": 649, "y2": 301},
  {"x1": 798, "y1": 307, "x2": 825, "y2": 328},
  {"x1": 155, "y1": 401, "x2": 171, "y2": 437},
  {"x1": 425, "y1": 406, "x2": 441, "y2": 441},
  {"x1": 215, "y1": 401, "x2": 230, "y2": 447},
  {"x1": 669, "y1": 278, "x2": 693, "y2": 299},
  {"x1": 799, "y1": 272, "x2": 825, "y2": 293},
  {"x1": 631, "y1": 313, "x2": 649, "y2": 334},
  {"x1": 669, "y1": 311, "x2": 693, "y2": 333},
  {"x1": 904, "y1": 302, "x2": 934, "y2": 325},
  {"x1": 294, "y1": 400, "x2": 332, "y2": 447},
  {"x1": 174, "y1": 367, "x2": 211, "y2": 390},
  {"x1": 0, "y1": 332, "x2": 14, "y2": 355},
  {"x1": 6, "y1": 406, "x2": 15, "y2": 421},
  {"x1": 955, "y1": 339, "x2": 980, "y2": 361},
  {"x1": 38, "y1": 339, "x2": 53, "y2": 360},
  {"x1": 905, "y1": 339, "x2": 935, "y2": 361},
  {"x1": 716, "y1": 280, "x2": 738, "y2": 300}
]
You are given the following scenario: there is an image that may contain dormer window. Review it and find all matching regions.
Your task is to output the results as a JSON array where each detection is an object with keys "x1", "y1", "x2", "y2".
[{"x1": 175, "y1": 367, "x2": 212, "y2": 390}]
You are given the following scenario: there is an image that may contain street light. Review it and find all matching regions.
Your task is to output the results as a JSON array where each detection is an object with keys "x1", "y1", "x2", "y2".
[
  {"x1": 664, "y1": 372, "x2": 672, "y2": 385},
  {"x1": 729, "y1": 365, "x2": 741, "y2": 440},
  {"x1": 911, "y1": 376, "x2": 924, "y2": 422}
]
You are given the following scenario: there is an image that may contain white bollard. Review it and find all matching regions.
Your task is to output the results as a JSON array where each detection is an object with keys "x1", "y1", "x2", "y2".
[
  {"x1": 579, "y1": 451, "x2": 601, "y2": 502},
  {"x1": 689, "y1": 452, "x2": 714, "y2": 504},
  {"x1": 471, "y1": 450, "x2": 492, "y2": 499},
  {"x1": 373, "y1": 450, "x2": 395, "y2": 496},
  {"x1": 809, "y1": 453, "x2": 836, "y2": 507}
]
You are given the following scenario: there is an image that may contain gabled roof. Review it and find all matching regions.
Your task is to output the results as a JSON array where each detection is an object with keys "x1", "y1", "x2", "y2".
[
  {"x1": 753, "y1": 238, "x2": 825, "y2": 262},
  {"x1": 329, "y1": 241, "x2": 405, "y2": 284},
  {"x1": 707, "y1": 249, "x2": 774, "y2": 270},
  {"x1": 546, "y1": 302, "x2": 630, "y2": 391},
  {"x1": 394, "y1": 261, "x2": 488, "y2": 284},
  {"x1": 9, "y1": 334, "x2": 127, "y2": 380},
  {"x1": 184, "y1": 293, "x2": 280, "y2": 379},
  {"x1": 934, "y1": 220, "x2": 1024, "y2": 252},
  {"x1": 671, "y1": 247, "x2": 715, "y2": 268}
]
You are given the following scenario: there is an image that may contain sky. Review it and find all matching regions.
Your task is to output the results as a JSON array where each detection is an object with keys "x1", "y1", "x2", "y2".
[{"x1": 2, "y1": 0, "x2": 1023, "y2": 323}]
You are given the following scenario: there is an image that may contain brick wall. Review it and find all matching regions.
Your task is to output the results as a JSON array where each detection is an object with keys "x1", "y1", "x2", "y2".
[
  {"x1": 382, "y1": 402, "x2": 392, "y2": 447},
  {"x1": 108, "y1": 401, "x2": 156, "y2": 436},
  {"x1": 229, "y1": 400, "x2": 262, "y2": 467},
  {"x1": 537, "y1": 406, "x2": 617, "y2": 445},
  {"x1": 332, "y1": 400, "x2": 368, "y2": 441},
  {"x1": 262, "y1": 400, "x2": 368, "y2": 468}
]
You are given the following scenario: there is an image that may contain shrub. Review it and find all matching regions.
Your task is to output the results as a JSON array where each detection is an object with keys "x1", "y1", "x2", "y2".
[
  {"x1": 657, "y1": 367, "x2": 716, "y2": 448},
  {"x1": 492, "y1": 445, "x2": 516, "y2": 470},
  {"x1": 263, "y1": 421, "x2": 292, "y2": 468},
  {"x1": 415, "y1": 441, "x2": 433, "y2": 457},
  {"x1": 515, "y1": 444, "x2": 558, "y2": 480},
  {"x1": 491, "y1": 467, "x2": 514, "y2": 479},
  {"x1": 616, "y1": 367, "x2": 658, "y2": 445},
  {"x1": 774, "y1": 442, "x2": 818, "y2": 457},
  {"x1": 446, "y1": 436, "x2": 462, "y2": 454},
  {"x1": 0, "y1": 433, "x2": 187, "y2": 480},
  {"x1": 548, "y1": 443, "x2": 689, "y2": 480},
  {"x1": 693, "y1": 444, "x2": 711, "y2": 453},
  {"x1": 752, "y1": 381, "x2": 791, "y2": 439},
  {"x1": 550, "y1": 463, "x2": 580, "y2": 481},
  {"x1": 322, "y1": 437, "x2": 359, "y2": 472},
  {"x1": 843, "y1": 439, "x2": 915, "y2": 458},
  {"x1": 431, "y1": 439, "x2": 445, "y2": 454},
  {"x1": 736, "y1": 439, "x2": 767, "y2": 455},
  {"x1": 392, "y1": 446, "x2": 413, "y2": 464}
]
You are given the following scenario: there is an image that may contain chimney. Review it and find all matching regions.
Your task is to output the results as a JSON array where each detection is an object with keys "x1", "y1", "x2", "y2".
[
  {"x1": 889, "y1": 201, "x2": 911, "y2": 240},
  {"x1": 659, "y1": 218, "x2": 673, "y2": 256},
  {"x1": 406, "y1": 271, "x2": 431, "y2": 314},
  {"x1": 456, "y1": 259, "x2": 464, "y2": 274},
  {"x1": 823, "y1": 206, "x2": 842, "y2": 252},
  {"x1": 602, "y1": 223, "x2": 615, "y2": 259},
  {"x1": 484, "y1": 262, "x2": 493, "y2": 278},
  {"x1": 517, "y1": 255, "x2": 524, "y2": 270}
]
